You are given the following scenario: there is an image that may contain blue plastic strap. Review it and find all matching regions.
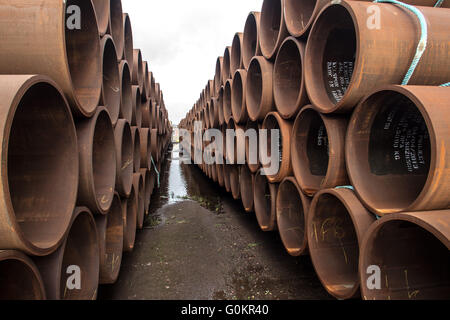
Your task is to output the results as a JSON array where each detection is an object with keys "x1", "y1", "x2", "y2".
[
  {"x1": 440, "y1": 82, "x2": 450, "y2": 87},
  {"x1": 374, "y1": 0, "x2": 428, "y2": 85},
  {"x1": 434, "y1": 0, "x2": 444, "y2": 7},
  {"x1": 335, "y1": 186, "x2": 355, "y2": 191},
  {"x1": 151, "y1": 156, "x2": 160, "y2": 188}
]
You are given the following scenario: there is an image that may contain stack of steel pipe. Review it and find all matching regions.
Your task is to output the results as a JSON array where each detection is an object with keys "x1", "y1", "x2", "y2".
[
  {"x1": 0, "y1": 0, "x2": 172, "y2": 300},
  {"x1": 179, "y1": 0, "x2": 450, "y2": 300}
]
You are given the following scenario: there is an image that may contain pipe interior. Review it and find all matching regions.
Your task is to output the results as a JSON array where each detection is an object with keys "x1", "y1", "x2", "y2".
[
  {"x1": 8, "y1": 82, "x2": 77, "y2": 249},
  {"x1": 247, "y1": 59, "x2": 263, "y2": 117},
  {"x1": 363, "y1": 220, "x2": 450, "y2": 300},
  {"x1": 277, "y1": 180, "x2": 306, "y2": 252},
  {"x1": 223, "y1": 49, "x2": 231, "y2": 81},
  {"x1": 103, "y1": 196, "x2": 123, "y2": 280},
  {"x1": 285, "y1": 0, "x2": 315, "y2": 34},
  {"x1": 232, "y1": 72, "x2": 244, "y2": 119},
  {"x1": 243, "y1": 14, "x2": 258, "y2": 66},
  {"x1": 352, "y1": 91, "x2": 431, "y2": 211},
  {"x1": 260, "y1": 0, "x2": 281, "y2": 55},
  {"x1": 0, "y1": 258, "x2": 43, "y2": 300},
  {"x1": 102, "y1": 38, "x2": 121, "y2": 122},
  {"x1": 60, "y1": 212, "x2": 99, "y2": 300},
  {"x1": 65, "y1": 0, "x2": 102, "y2": 113},
  {"x1": 120, "y1": 123, "x2": 133, "y2": 192},
  {"x1": 91, "y1": 0, "x2": 110, "y2": 34},
  {"x1": 121, "y1": 63, "x2": 133, "y2": 122},
  {"x1": 223, "y1": 81, "x2": 232, "y2": 120},
  {"x1": 110, "y1": 0, "x2": 124, "y2": 58},
  {"x1": 123, "y1": 15, "x2": 133, "y2": 66},
  {"x1": 274, "y1": 39, "x2": 303, "y2": 115},
  {"x1": 254, "y1": 173, "x2": 272, "y2": 228},
  {"x1": 125, "y1": 188, "x2": 137, "y2": 249},
  {"x1": 231, "y1": 35, "x2": 242, "y2": 72},
  {"x1": 93, "y1": 111, "x2": 116, "y2": 212},
  {"x1": 264, "y1": 115, "x2": 282, "y2": 164},
  {"x1": 240, "y1": 166, "x2": 253, "y2": 208},
  {"x1": 310, "y1": 193, "x2": 359, "y2": 297}
]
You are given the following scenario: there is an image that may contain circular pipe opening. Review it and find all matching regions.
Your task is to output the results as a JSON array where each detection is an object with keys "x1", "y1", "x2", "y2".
[
  {"x1": 243, "y1": 12, "x2": 260, "y2": 70},
  {"x1": 361, "y1": 215, "x2": 450, "y2": 300},
  {"x1": 305, "y1": 5, "x2": 356, "y2": 112},
  {"x1": 115, "y1": 120, "x2": 133, "y2": 197},
  {"x1": 97, "y1": 194, "x2": 123, "y2": 285},
  {"x1": 91, "y1": 0, "x2": 110, "y2": 36},
  {"x1": 308, "y1": 192, "x2": 361, "y2": 299},
  {"x1": 223, "y1": 80, "x2": 233, "y2": 124},
  {"x1": 123, "y1": 13, "x2": 134, "y2": 69},
  {"x1": 231, "y1": 33, "x2": 243, "y2": 75},
  {"x1": 274, "y1": 37, "x2": 306, "y2": 119},
  {"x1": 131, "y1": 127, "x2": 141, "y2": 172},
  {"x1": 65, "y1": 0, "x2": 102, "y2": 116},
  {"x1": 7, "y1": 80, "x2": 78, "y2": 252},
  {"x1": 347, "y1": 90, "x2": 431, "y2": 214},
  {"x1": 119, "y1": 61, "x2": 132, "y2": 123},
  {"x1": 0, "y1": 251, "x2": 45, "y2": 300},
  {"x1": 253, "y1": 171, "x2": 277, "y2": 231},
  {"x1": 284, "y1": 0, "x2": 316, "y2": 37},
  {"x1": 132, "y1": 49, "x2": 144, "y2": 89},
  {"x1": 276, "y1": 178, "x2": 309, "y2": 256},
  {"x1": 231, "y1": 70, "x2": 247, "y2": 124},
  {"x1": 132, "y1": 85, "x2": 142, "y2": 127},
  {"x1": 101, "y1": 36, "x2": 121, "y2": 125},
  {"x1": 122, "y1": 187, "x2": 137, "y2": 252},
  {"x1": 222, "y1": 47, "x2": 232, "y2": 84},
  {"x1": 215, "y1": 57, "x2": 223, "y2": 94},
  {"x1": 60, "y1": 209, "x2": 99, "y2": 300},
  {"x1": 140, "y1": 128, "x2": 151, "y2": 170},
  {"x1": 260, "y1": 0, "x2": 283, "y2": 59},
  {"x1": 110, "y1": 0, "x2": 124, "y2": 60},
  {"x1": 142, "y1": 61, "x2": 150, "y2": 99}
]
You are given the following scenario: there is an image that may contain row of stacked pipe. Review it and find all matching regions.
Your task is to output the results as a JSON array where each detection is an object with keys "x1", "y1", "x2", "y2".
[
  {"x1": 179, "y1": 0, "x2": 449, "y2": 300},
  {"x1": 0, "y1": 0, "x2": 172, "y2": 300}
]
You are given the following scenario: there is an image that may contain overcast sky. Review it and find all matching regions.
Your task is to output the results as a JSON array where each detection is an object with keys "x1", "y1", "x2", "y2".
[{"x1": 122, "y1": 0, "x2": 263, "y2": 125}]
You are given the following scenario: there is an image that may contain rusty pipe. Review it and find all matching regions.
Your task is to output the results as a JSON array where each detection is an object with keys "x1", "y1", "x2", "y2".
[
  {"x1": 240, "y1": 165, "x2": 255, "y2": 213},
  {"x1": 360, "y1": 210, "x2": 450, "y2": 300},
  {"x1": 229, "y1": 165, "x2": 241, "y2": 200},
  {"x1": 218, "y1": 86, "x2": 225, "y2": 126},
  {"x1": 110, "y1": 0, "x2": 124, "y2": 60},
  {"x1": 142, "y1": 61, "x2": 150, "y2": 101},
  {"x1": 217, "y1": 164, "x2": 225, "y2": 188},
  {"x1": 77, "y1": 107, "x2": 117, "y2": 215},
  {"x1": 231, "y1": 69, "x2": 249, "y2": 124},
  {"x1": 215, "y1": 57, "x2": 224, "y2": 94},
  {"x1": 133, "y1": 173, "x2": 145, "y2": 230},
  {"x1": 223, "y1": 79, "x2": 233, "y2": 124},
  {"x1": 132, "y1": 49, "x2": 144, "y2": 91},
  {"x1": 274, "y1": 37, "x2": 308, "y2": 119},
  {"x1": 140, "y1": 169, "x2": 152, "y2": 215},
  {"x1": 226, "y1": 119, "x2": 246, "y2": 165},
  {"x1": 292, "y1": 106, "x2": 349, "y2": 196},
  {"x1": 123, "y1": 13, "x2": 134, "y2": 71},
  {"x1": 0, "y1": 0, "x2": 102, "y2": 117},
  {"x1": 346, "y1": 85, "x2": 450, "y2": 215},
  {"x1": 131, "y1": 127, "x2": 141, "y2": 172},
  {"x1": 222, "y1": 46, "x2": 232, "y2": 84},
  {"x1": 114, "y1": 119, "x2": 133, "y2": 198},
  {"x1": 140, "y1": 128, "x2": 152, "y2": 170},
  {"x1": 243, "y1": 11, "x2": 262, "y2": 70},
  {"x1": 100, "y1": 35, "x2": 121, "y2": 126},
  {"x1": 121, "y1": 188, "x2": 137, "y2": 253},
  {"x1": 119, "y1": 61, "x2": 133, "y2": 123},
  {"x1": 0, "y1": 250, "x2": 46, "y2": 300},
  {"x1": 246, "y1": 56, "x2": 275, "y2": 122},
  {"x1": 132, "y1": 85, "x2": 142, "y2": 128},
  {"x1": 308, "y1": 188, "x2": 376, "y2": 300},
  {"x1": 209, "y1": 98, "x2": 220, "y2": 128},
  {"x1": 141, "y1": 99, "x2": 152, "y2": 128},
  {"x1": 96, "y1": 193, "x2": 123, "y2": 285},
  {"x1": 223, "y1": 165, "x2": 232, "y2": 193},
  {"x1": 245, "y1": 120, "x2": 261, "y2": 174},
  {"x1": 231, "y1": 33, "x2": 244, "y2": 75},
  {"x1": 92, "y1": 0, "x2": 110, "y2": 36},
  {"x1": 305, "y1": 1, "x2": 450, "y2": 113},
  {"x1": 260, "y1": 0, "x2": 289, "y2": 60},
  {"x1": 254, "y1": 170, "x2": 278, "y2": 232},
  {"x1": 33, "y1": 207, "x2": 99, "y2": 300},
  {"x1": 0, "y1": 75, "x2": 78, "y2": 256},
  {"x1": 261, "y1": 112, "x2": 293, "y2": 183},
  {"x1": 151, "y1": 129, "x2": 160, "y2": 167},
  {"x1": 276, "y1": 177, "x2": 311, "y2": 256}
]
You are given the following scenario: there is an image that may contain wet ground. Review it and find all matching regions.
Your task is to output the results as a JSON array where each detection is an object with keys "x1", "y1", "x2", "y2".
[{"x1": 99, "y1": 144, "x2": 331, "y2": 300}]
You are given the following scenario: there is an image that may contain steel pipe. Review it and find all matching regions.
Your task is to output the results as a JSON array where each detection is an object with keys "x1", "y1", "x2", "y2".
[
  {"x1": 33, "y1": 207, "x2": 99, "y2": 300},
  {"x1": 0, "y1": 75, "x2": 78, "y2": 256},
  {"x1": 0, "y1": 0, "x2": 102, "y2": 117},
  {"x1": 123, "y1": 13, "x2": 134, "y2": 72},
  {"x1": 133, "y1": 173, "x2": 145, "y2": 229},
  {"x1": 245, "y1": 121, "x2": 260, "y2": 173},
  {"x1": 360, "y1": 210, "x2": 450, "y2": 300},
  {"x1": 260, "y1": 0, "x2": 288, "y2": 60},
  {"x1": 92, "y1": 0, "x2": 110, "y2": 36},
  {"x1": 215, "y1": 57, "x2": 224, "y2": 94},
  {"x1": 140, "y1": 128, "x2": 152, "y2": 170},
  {"x1": 142, "y1": 61, "x2": 150, "y2": 101},
  {"x1": 276, "y1": 177, "x2": 311, "y2": 256},
  {"x1": 223, "y1": 165, "x2": 232, "y2": 193},
  {"x1": 96, "y1": 193, "x2": 123, "y2": 285},
  {"x1": 254, "y1": 170, "x2": 278, "y2": 232},
  {"x1": 223, "y1": 79, "x2": 233, "y2": 124},
  {"x1": 274, "y1": 37, "x2": 308, "y2": 119},
  {"x1": 292, "y1": 106, "x2": 349, "y2": 196},
  {"x1": 140, "y1": 169, "x2": 152, "y2": 215},
  {"x1": 132, "y1": 49, "x2": 144, "y2": 91},
  {"x1": 222, "y1": 46, "x2": 232, "y2": 84},
  {"x1": 231, "y1": 33, "x2": 244, "y2": 75},
  {"x1": 132, "y1": 85, "x2": 142, "y2": 128},
  {"x1": 141, "y1": 99, "x2": 152, "y2": 128},
  {"x1": 229, "y1": 165, "x2": 241, "y2": 200},
  {"x1": 119, "y1": 61, "x2": 133, "y2": 123},
  {"x1": 131, "y1": 127, "x2": 141, "y2": 172},
  {"x1": 246, "y1": 56, "x2": 274, "y2": 122},
  {"x1": 100, "y1": 35, "x2": 121, "y2": 126},
  {"x1": 347, "y1": 85, "x2": 450, "y2": 215},
  {"x1": 208, "y1": 98, "x2": 220, "y2": 128},
  {"x1": 218, "y1": 86, "x2": 225, "y2": 126},
  {"x1": 0, "y1": 250, "x2": 46, "y2": 300},
  {"x1": 242, "y1": 11, "x2": 262, "y2": 70},
  {"x1": 110, "y1": 0, "x2": 124, "y2": 60},
  {"x1": 217, "y1": 164, "x2": 225, "y2": 187},
  {"x1": 240, "y1": 165, "x2": 255, "y2": 212},
  {"x1": 121, "y1": 187, "x2": 137, "y2": 253},
  {"x1": 305, "y1": 1, "x2": 450, "y2": 113},
  {"x1": 261, "y1": 112, "x2": 293, "y2": 183},
  {"x1": 308, "y1": 188, "x2": 376, "y2": 300},
  {"x1": 231, "y1": 69, "x2": 248, "y2": 124},
  {"x1": 77, "y1": 107, "x2": 117, "y2": 216},
  {"x1": 114, "y1": 119, "x2": 133, "y2": 198}
]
